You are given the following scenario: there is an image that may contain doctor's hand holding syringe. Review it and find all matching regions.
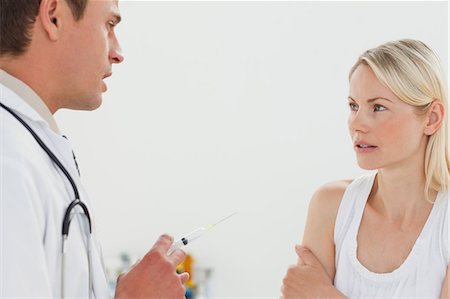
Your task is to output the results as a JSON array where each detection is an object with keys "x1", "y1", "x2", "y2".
[
  {"x1": 114, "y1": 212, "x2": 237, "y2": 299},
  {"x1": 114, "y1": 234, "x2": 189, "y2": 299}
]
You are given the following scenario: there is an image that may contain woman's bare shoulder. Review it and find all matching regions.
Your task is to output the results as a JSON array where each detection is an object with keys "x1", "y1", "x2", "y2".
[{"x1": 309, "y1": 179, "x2": 353, "y2": 218}]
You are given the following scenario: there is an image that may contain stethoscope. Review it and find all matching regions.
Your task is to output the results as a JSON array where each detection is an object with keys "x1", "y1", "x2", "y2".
[{"x1": 0, "y1": 102, "x2": 93, "y2": 299}]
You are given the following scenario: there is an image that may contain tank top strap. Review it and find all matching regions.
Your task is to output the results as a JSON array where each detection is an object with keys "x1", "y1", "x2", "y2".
[
  {"x1": 448, "y1": 192, "x2": 449, "y2": 265},
  {"x1": 334, "y1": 172, "x2": 376, "y2": 257},
  {"x1": 441, "y1": 190, "x2": 450, "y2": 265}
]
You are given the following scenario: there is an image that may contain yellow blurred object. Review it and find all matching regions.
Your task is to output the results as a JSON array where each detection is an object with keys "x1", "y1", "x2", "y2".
[{"x1": 176, "y1": 253, "x2": 195, "y2": 288}]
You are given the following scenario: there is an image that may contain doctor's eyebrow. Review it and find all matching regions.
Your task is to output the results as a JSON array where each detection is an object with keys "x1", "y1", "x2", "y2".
[{"x1": 348, "y1": 96, "x2": 393, "y2": 103}]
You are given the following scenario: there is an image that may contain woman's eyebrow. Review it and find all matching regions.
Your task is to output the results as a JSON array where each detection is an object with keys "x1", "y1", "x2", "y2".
[{"x1": 348, "y1": 96, "x2": 393, "y2": 103}]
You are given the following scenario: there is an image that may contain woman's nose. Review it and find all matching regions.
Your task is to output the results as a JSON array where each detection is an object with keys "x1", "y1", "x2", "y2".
[{"x1": 348, "y1": 111, "x2": 369, "y2": 133}]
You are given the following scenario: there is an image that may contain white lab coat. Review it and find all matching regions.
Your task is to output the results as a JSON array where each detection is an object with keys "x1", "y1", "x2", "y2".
[{"x1": 0, "y1": 82, "x2": 111, "y2": 298}]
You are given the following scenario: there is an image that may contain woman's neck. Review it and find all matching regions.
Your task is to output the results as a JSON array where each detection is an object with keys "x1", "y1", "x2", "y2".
[{"x1": 370, "y1": 162, "x2": 436, "y2": 222}]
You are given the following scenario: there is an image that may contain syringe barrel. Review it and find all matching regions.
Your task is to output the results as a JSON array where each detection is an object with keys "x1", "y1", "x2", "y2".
[
  {"x1": 167, "y1": 227, "x2": 206, "y2": 255},
  {"x1": 184, "y1": 227, "x2": 206, "y2": 242},
  {"x1": 167, "y1": 239, "x2": 184, "y2": 255}
]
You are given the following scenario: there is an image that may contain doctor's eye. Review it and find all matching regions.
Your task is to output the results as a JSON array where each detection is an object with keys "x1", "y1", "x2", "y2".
[
  {"x1": 349, "y1": 102, "x2": 358, "y2": 111},
  {"x1": 374, "y1": 104, "x2": 387, "y2": 112}
]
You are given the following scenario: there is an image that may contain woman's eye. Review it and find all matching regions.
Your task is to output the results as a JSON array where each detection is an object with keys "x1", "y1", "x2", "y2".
[
  {"x1": 374, "y1": 104, "x2": 387, "y2": 112},
  {"x1": 349, "y1": 103, "x2": 358, "y2": 111}
]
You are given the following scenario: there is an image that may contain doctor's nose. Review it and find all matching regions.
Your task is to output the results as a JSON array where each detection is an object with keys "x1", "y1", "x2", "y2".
[{"x1": 110, "y1": 41, "x2": 124, "y2": 65}]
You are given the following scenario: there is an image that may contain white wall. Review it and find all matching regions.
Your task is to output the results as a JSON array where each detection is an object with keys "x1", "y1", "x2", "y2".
[{"x1": 56, "y1": 1, "x2": 448, "y2": 297}]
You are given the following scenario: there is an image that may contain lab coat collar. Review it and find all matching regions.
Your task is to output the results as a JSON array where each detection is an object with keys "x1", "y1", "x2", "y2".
[{"x1": 0, "y1": 69, "x2": 61, "y2": 134}]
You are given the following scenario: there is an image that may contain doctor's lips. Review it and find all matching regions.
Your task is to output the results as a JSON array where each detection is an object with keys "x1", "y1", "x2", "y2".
[
  {"x1": 102, "y1": 72, "x2": 112, "y2": 91},
  {"x1": 103, "y1": 72, "x2": 112, "y2": 80}
]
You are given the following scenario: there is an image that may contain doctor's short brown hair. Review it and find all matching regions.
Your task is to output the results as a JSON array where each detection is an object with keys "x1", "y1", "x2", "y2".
[{"x1": 0, "y1": 0, "x2": 88, "y2": 57}]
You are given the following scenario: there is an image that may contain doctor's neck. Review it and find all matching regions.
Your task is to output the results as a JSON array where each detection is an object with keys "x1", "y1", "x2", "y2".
[{"x1": 0, "y1": 54, "x2": 66, "y2": 114}]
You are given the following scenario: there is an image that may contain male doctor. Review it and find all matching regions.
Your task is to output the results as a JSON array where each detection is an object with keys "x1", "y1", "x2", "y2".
[{"x1": 0, "y1": 0, "x2": 189, "y2": 298}]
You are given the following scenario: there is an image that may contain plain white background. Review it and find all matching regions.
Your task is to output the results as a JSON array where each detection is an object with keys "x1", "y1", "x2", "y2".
[{"x1": 56, "y1": 1, "x2": 448, "y2": 297}]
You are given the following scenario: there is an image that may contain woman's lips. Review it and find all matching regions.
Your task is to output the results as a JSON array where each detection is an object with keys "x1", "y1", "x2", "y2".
[{"x1": 354, "y1": 144, "x2": 378, "y2": 153}]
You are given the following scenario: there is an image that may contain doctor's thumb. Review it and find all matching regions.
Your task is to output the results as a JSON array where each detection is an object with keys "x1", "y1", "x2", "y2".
[{"x1": 179, "y1": 272, "x2": 190, "y2": 284}]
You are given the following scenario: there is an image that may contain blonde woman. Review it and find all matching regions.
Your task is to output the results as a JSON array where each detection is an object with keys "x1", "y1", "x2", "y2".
[{"x1": 282, "y1": 39, "x2": 449, "y2": 298}]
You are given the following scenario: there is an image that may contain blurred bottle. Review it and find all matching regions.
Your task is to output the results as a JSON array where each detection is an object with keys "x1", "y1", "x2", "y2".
[{"x1": 177, "y1": 253, "x2": 195, "y2": 298}]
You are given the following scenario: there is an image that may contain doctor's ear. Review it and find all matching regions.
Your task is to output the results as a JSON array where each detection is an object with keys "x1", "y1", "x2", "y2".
[
  {"x1": 38, "y1": 0, "x2": 62, "y2": 41},
  {"x1": 424, "y1": 101, "x2": 445, "y2": 136}
]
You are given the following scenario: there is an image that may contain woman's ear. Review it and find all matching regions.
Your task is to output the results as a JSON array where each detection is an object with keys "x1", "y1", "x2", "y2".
[
  {"x1": 424, "y1": 101, "x2": 445, "y2": 136},
  {"x1": 38, "y1": 0, "x2": 62, "y2": 41}
]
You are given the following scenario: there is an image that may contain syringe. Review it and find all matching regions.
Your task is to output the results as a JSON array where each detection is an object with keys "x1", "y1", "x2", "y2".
[{"x1": 167, "y1": 211, "x2": 237, "y2": 255}]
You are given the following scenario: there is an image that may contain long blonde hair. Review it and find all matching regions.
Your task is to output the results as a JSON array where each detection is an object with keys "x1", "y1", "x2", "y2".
[{"x1": 349, "y1": 39, "x2": 449, "y2": 197}]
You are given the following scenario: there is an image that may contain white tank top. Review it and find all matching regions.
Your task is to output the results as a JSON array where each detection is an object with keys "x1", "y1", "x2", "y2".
[{"x1": 334, "y1": 173, "x2": 449, "y2": 298}]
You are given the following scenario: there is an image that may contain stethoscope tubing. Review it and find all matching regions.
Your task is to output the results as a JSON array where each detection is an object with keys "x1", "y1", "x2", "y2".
[
  {"x1": 1, "y1": 102, "x2": 93, "y2": 299},
  {"x1": 0, "y1": 102, "x2": 81, "y2": 201}
]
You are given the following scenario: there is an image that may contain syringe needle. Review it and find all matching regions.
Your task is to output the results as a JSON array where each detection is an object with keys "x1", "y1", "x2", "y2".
[
  {"x1": 167, "y1": 211, "x2": 237, "y2": 255},
  {"x1": 208, "y1": 211, "x2": 238, "y2": 229}
]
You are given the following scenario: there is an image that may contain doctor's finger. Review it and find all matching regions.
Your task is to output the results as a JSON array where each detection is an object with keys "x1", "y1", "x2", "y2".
[
  {"x1": 151, "y1": 234, "x2": 174, "y2": 252},
  {"x1": 168, "y1": 249, "x2": 186, "y2": 267},
  {"x1": 179, "y1": 272, "x2": 190, "y2": 284}
]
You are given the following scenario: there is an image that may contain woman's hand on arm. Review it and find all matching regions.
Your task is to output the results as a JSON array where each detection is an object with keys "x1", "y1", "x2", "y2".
[{"x1": 281, "y1": 245, "x2": 348, "y2": 298}]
